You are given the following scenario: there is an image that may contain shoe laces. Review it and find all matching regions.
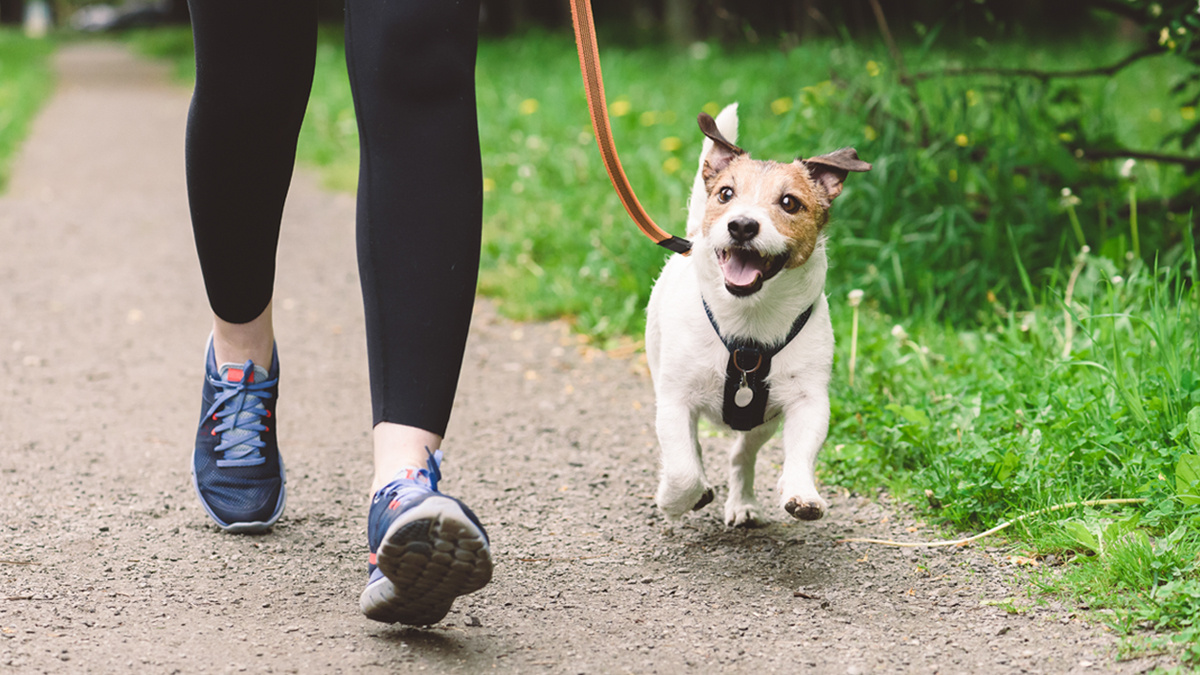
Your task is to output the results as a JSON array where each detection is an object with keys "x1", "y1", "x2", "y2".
[
  {"x1": 204, "y1": 359, "x2": 276, "y2": 468},
  {"x1": 378, "y1": 449, "x2": 444, "y2": 502}
]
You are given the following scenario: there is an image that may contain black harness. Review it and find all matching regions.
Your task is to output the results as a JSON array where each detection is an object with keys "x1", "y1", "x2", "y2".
[{"x1": 702, "y1": 300, "x2": 814, "y2": 431}]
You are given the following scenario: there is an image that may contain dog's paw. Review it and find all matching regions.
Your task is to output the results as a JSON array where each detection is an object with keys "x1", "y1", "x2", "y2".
[
  {"x1": 657, "y1": 478, "x2": 715, "y2": 518},
  {"x1": 724, "y1": 500, "x2": 765, "y2": 528},
  {"x1": 783, "y1": 495, "x2": 829, "y2": 521}
]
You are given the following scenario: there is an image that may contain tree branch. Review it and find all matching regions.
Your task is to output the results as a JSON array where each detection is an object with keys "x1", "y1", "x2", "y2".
[
  {"x1": 907, "y1": 47, "x2": 1160, "y2": 83},
  {"x1": 866, "y1": 0, "x2": 931, "y2": 145},
  {"x1": 1077, "y1": 147, "x2": 1200, "y2": 171}
]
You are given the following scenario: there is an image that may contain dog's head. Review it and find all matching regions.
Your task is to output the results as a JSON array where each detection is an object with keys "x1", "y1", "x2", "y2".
[{"x1": 694, "y1": 111, "x2": 871, "y2": 298}]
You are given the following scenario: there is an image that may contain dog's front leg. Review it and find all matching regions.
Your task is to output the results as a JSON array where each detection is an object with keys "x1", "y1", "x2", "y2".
[
  {"x1": 654, "y1": 402, "x2": 714, "y2": 519},
  {"x1": 778, "y1": 392, "x2": 831, "y2": 520},
  {"x1": 725, "y1": 420, "x2": 779, "y2": 527}
]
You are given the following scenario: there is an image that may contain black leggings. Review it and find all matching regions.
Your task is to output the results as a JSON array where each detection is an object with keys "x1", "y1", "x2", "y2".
[{"x1": 186, "y1": 0, "x2": 483, "y2": 436}]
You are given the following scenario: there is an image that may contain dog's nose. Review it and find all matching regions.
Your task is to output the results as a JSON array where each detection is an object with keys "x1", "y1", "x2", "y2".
[{"x1": 728, "y1": 217, "x2": 759, "y2": 243}]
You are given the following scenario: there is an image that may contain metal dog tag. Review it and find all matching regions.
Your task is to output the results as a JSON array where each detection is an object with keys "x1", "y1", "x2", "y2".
[
  {"x1": 734, "y1": 372, "x2": 754, "y2": 407},
  {"x1": 734, "y1": 386, "x2": 754, "y2": 407}
]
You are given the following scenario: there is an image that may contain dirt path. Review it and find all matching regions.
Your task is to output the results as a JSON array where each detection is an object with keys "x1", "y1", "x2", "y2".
[{"x1": 0, "y1": 43, "x2": 1173, "y2": 674}]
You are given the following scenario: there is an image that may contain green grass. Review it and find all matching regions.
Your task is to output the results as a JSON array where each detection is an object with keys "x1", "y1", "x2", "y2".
[
  {"x1": 118, "y1": 25, "x2": 1200, "y2": 663},
  {"x1": 825, "y1": 225, "x2": 1200, "y2": 663},
  {"x1": 0, "y1": 30, "x2": 55, "y2": 193}
]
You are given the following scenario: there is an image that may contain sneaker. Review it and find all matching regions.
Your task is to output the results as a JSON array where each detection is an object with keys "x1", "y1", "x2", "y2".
[
  {"x1": 191, "y1": 337, "x2": 286, "y2": 533},
  {"x1": 360, "y1": 451, "x2": 493, "y2": 625}
]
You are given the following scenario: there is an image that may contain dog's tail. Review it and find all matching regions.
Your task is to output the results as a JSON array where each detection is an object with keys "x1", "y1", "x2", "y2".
[{"x1": 686, "y1": 103, "x2": 739, "y2": 238}]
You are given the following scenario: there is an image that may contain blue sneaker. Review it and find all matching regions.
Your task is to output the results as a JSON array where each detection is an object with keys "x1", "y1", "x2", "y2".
[
  {"x1": 360, "y1": 451, "x2": 492, "y2": 625},
  {"x1": 191, "y1": 338, "x2": 286, "y2": 533}
]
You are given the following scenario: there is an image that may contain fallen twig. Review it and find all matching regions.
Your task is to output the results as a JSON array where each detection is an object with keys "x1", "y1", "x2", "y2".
[
  {"x1": 838, "y1": 498, "x2": 1147, "y2": 548},
  {"x1": 516, "y1": 554, "x2": 613, "y2": 563}
]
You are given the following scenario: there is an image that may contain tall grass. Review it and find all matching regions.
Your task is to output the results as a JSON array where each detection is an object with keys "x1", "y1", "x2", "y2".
[{"x1": 0, "y1": 30, "x2": 55, "y2": 193}]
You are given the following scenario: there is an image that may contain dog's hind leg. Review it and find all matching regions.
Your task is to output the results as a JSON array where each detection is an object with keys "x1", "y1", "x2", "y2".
[
  {"x1": 654, "y1": 403, "x2": 714, "y2": 519},
  {"x1": 724, "y1": 420, "x2": 778, "y2": 527},
  {"x1": 778, "y1": 391, "x2": 831, "y2": 521}
]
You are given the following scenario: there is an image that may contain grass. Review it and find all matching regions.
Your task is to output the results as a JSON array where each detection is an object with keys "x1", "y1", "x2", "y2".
[
  {"x1": 78, "y1": 25, "x2": 1200, "y2": 665},
  {"x1": 0, "y1": 30, "x2": 55, "y2": 193}
]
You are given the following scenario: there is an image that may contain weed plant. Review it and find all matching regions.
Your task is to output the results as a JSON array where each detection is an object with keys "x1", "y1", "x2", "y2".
[{"x1": 0, "y1": 30, "x2": 54, "y2": 193}]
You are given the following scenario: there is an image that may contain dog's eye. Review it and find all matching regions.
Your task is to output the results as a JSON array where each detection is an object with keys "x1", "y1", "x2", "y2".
[
  {"x1": 717, "y1": 186, "x2": 734, "y2": 204},
  {"x1": 780, "y1": 194, "x2": 805, "y2": 214}
]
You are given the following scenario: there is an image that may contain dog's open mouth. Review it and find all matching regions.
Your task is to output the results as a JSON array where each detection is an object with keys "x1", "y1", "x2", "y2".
[{"x1": 716, "y1": 247, "x2": 787, "y2": 296}]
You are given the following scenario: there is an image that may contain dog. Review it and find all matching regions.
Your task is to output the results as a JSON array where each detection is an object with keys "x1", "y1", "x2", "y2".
[{"x1": 645, "y1": 103, "x2": 871, "y2": 527}]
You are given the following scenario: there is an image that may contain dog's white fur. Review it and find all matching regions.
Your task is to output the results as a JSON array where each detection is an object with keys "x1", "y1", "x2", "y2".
[{"x1": 646, "y1": 104, "x2": 834, "y2": 527}]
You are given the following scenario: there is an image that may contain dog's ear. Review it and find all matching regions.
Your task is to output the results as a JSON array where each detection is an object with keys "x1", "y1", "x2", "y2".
[
  {"x1": 698, "y1": 112, "x2": 745, "y2": 184},
  {"x1": 800, "y1": 148, "x2": 872, "y2": 203}
]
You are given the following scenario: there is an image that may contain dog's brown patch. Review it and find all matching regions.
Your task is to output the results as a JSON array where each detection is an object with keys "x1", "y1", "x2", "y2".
[
  {"x1": 701, "y1": 156, "x2": 830, "y2": 269},
  {"x1": 695, "y1": 109, "x2": 871, "y2": 272}
]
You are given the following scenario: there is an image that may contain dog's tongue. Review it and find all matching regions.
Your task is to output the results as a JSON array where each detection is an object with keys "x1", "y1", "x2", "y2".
[{"x1": 721, "y1": 249, "x2": 767, "y2": 288}]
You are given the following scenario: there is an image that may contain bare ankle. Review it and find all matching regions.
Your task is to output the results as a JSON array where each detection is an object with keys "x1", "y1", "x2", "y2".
[
  {"x1": 371, "y1": 423, "x2": 443, "y2": 494},
  {"x1": 212, "y1": 302, "x2": 275, "y2": 368}
]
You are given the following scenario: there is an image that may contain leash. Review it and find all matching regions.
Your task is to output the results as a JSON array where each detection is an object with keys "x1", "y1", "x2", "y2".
[{"x1": 568, "y1": 0, "x2": 692, "y2": 255}]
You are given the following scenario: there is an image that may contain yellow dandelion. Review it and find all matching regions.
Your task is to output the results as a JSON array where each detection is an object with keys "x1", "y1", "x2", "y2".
[
  {"x1": 518, "y1": 98, "x2": 539, "y2": 115},
  {"x1": 702, "y1": 101, "x2": 721, "y2": 117},
  {"x1": 610, "y1": 98, "x2": 632, "y2": 117},
  {"x1": 948, "y1": 169, "x2": 958, "y2": 183},
  {"x1": 1182, "y1": 106, "x2": 1196, "y2": 121},
  {"x1": 770, "y1": 97, "x2": 793, "y2": 115},
  {"x1": 866, "y1": 60, "x2": 881, "y2": 77},
  {"x1": 955, "y1": 133, "x2": 969, "y2": 147},
  {"x1": 639, "y1": 110, "x2": 658, "y2": 126},
  {"x1": 663, "y1": 157, "x2": 682, "y2": 175},
  {"x1": 482, "y1": 177, "x2": 496, "y2": 192},
  {"x1": 863, "y1": 125, "x2": 877, "y2": 141},
  {"x1": 659, "y1": 136, "x2": 682, "y2": 152}
]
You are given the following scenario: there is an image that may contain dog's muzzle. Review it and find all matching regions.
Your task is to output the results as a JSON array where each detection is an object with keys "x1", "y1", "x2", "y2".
[{"x1": 716, "y1": 243, "x2": 787, "y2": 297}]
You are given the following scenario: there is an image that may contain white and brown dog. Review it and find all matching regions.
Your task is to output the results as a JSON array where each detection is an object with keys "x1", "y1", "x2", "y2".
[{"x1": 646, "y1": 104, "x2": 871, "y2": 527}]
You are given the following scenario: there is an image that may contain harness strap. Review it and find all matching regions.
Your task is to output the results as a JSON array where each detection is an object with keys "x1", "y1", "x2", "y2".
[
  {"x1": 568, "y1": 0, "x2": 692, "y2": 255},
  {"x1": 703, "y1": 300, "x2": 815, "y2": 430}
]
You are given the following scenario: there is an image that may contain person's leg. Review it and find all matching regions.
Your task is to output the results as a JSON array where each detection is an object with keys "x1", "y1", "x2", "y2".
[
  {"x1": 346, "y1": 0, "x2": 483, "y2": 487},
  {"x1": 346, "y1": 0, "x2": 490, "y2": 625},
  {"x1": 187, "y1": 0, "x2": 317, "y2": 364},
  {"x1": 186, "y1": 0, "x2": 317, "y2": 532}
]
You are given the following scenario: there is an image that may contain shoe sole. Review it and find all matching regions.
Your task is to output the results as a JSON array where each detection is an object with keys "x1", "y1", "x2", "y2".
[{"x1": 359, "y1": 495, "x2": 493, "y2": 625}]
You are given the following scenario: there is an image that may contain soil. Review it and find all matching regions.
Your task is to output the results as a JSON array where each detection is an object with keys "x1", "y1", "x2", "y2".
[{"x1": 0, "y1": 43, "x2": 1178, "y2": 674}]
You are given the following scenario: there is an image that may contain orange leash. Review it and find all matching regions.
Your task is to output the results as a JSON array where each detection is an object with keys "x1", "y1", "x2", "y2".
[{"x1": 568, "y1": 0, "x2": 692, "y2": 255}]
